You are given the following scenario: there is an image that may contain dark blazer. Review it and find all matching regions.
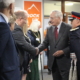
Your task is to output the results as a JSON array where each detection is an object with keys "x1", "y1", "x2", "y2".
[
  {"x1": 12, "y1": 24, "x2": 37, "y2": 67},
  {"x1": 38, "y1": 22, "x2": 71, "y2": 70},
  {"x1": 0, "y1": 15, "x2": 19, "y2": 73},
  {"x1": 27, "y1": 30, "x2": 41, "y2": 47},
  {"x1": 27, "y1": 30, "x2": 41, "y2": 59},
  {"x1": 69, "y1": 25, "x2": 80, "y2": 80}
]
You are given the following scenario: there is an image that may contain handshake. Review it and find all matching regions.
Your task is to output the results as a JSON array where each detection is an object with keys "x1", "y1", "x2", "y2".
[
  {"x1": 35, "y1": 47, "x2": 43, "y2": 55},
  {"x1": 35, "y1": 47, "x2": 39, "y2": 55}
]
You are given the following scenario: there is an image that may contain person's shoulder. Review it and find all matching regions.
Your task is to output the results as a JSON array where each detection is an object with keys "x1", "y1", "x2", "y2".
[
  {"x1": 70, "y1": 27, "x2": 79, "y2": 32},
  {"x1": 47, "y1": 26, "x2": 52, "y2": 30},
  {"x1": 70, "y1": 25, "x2": 80, "y2": 32},
  {"x1": 62, "y1": 22, "x2": 71, "y2": 28},
  {"x1": 27, "y1": 30, "x2": 33, "y2": 35},
  {"x1": 14, "y1": 24, "x2": 22, "y2": 32}
]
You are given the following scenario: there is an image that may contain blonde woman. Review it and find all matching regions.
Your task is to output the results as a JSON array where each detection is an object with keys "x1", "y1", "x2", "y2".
[
  {"x1": 26, "y1": 20, "x2": 41, "y2": 80},
  {"x1": 8, "y1": 14, "x2": 16, "y2": 31},
  {"x1": 22, "y1": 23, "x2": 32, "y2": 80}
]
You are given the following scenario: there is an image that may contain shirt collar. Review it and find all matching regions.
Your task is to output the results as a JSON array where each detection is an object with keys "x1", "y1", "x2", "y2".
[
  {"x1": 57, "y1": 21, "x2": 62, "y2": 30},
  {"x1": 0, "y1": 12, "x2": 9, "y2": 23}
]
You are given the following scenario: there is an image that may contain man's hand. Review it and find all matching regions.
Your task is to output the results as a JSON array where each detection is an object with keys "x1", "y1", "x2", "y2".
[
  {"x1": 39, "y1": 51, "x2": 43, "y2": 55},
  {"x1": 29, "y1": 59, "x2": 33, "y2": 63},
  {"x1": 53, "y1": 50, "x2": 64, "y2": 57},
  {"x1": 35, "y1": 47, "x2": 39, "y2": 55}
]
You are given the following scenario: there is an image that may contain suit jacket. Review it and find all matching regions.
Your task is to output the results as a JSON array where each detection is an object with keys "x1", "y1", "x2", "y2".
[
  {"x1": 12, "y1": 24, "x2": 37, "y2": 67},
  {"x1": 69, "y1": 26, "x2": 80, "y2": 80},
  {"x1": 38, "y1": 22, "x2": 71, "y2": 70},
  {"x1": 0, "y1": 15, "x2": 19, "y2": 73},
  {"x1": 70, "y1": 25, "x2": 80, "y2": 60}
]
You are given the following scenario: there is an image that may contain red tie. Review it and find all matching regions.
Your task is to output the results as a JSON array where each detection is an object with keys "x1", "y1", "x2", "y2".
[{"x1": 54, "y1": 27, "x2": 58, "y2": 39}]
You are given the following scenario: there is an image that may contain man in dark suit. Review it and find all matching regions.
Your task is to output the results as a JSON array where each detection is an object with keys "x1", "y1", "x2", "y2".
[
  {"x1": 38, "y1": 10, "x2": 71, "y2": 80},
  {"x1": 12, "y1": 10, "x2": 38, "y2": 75},
  {"x1": 0, "y1": 0, "x2": 20, "y2": 80},
  {"x1": 69, "y1": 11, "x2": 80, "y2": 80}
]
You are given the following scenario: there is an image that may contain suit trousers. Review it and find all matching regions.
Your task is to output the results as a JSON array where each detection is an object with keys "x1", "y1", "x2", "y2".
[
  {"x1": 0, "y1": 67, "x2": 20, "y2": 80},
  {"x1": 77, "y1": 62, "x2": 80, "y2": 80},
  {"x1": 52, "y1": 59, "x2": 69, "y2": 80}
]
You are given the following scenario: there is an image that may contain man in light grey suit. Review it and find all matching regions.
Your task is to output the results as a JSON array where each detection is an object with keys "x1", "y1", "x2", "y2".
[{"x1": 38, "y1": 10, "x2": 71, "y2": 80}]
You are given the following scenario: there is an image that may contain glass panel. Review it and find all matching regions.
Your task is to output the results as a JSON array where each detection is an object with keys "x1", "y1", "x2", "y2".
[
  {"x1": 65, "y1": 1, "x2": 80, "y2": 12},
  {"x1": 44, "y1": 1, "x2": 61, "y2": 16}
]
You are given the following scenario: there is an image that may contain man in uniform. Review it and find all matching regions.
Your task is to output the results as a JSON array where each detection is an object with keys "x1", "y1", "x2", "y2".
[{"x1": 69, "y1": 11, "x2": 80, "y2": 80}]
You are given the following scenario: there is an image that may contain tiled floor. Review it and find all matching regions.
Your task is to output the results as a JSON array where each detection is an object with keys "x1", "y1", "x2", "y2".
[{"x1": 40, "y1": 70, "x2": 52, "y2": 80}]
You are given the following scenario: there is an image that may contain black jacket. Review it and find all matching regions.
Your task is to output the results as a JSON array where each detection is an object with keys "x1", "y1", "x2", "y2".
[{"x1": 12, "y1": 24, "x2": 37, "y2": 67}]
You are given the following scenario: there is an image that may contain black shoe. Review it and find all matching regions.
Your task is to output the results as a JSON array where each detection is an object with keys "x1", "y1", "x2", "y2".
[{"x1": 48, "y1": 71, "x2": 51, "y2": 75}]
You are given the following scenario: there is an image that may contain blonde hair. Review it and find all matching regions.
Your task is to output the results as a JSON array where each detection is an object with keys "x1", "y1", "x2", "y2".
[
  {"x1": 9, "y1": 14, "x2": 16, "y2": 24},
  {"x1": 23, "y1": 23, "x2": 29, "y2": 35},
  {"x1": 14, "y1": 10, "x2": 28, "y2": 19},
  {"x1": 28, "y1": 20, "x2": 40, "y2": 32}
]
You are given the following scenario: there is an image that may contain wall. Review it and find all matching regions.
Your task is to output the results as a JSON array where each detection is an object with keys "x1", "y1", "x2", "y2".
[
  {"x1": 65, "y1": 4, "x2": 80, "y2": 12},
  {"x1": 44, "y1": 1, "x2": 80, "y2": 16},
  {"x1": 15, "y1": 0, "x2": 24, "y2": 9}
]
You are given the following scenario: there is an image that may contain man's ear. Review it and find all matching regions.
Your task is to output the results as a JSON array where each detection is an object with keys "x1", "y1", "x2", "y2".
[
  {"x1": 9, "y1": 3, "x2": 13, "y2": 9},
  {"x1": 8, "y1": 3, "x2": 14, "y2": 16},
  {"x1": 77, "y1": 19, "x2": 80, "y2": 23},
  {"x1": 79, "y1": 19, "x2": 80, "y2": 23}
]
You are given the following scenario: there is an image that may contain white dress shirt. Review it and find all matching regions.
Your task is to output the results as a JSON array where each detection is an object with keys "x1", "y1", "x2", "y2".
[{"x1": 57, "y1": 21, "x2": 62, "y2": 33}]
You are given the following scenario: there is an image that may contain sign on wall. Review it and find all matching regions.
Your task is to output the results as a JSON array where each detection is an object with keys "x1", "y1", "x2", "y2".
[{"x1": 24, "y1": 1, "x2": 42, "y2": 26}]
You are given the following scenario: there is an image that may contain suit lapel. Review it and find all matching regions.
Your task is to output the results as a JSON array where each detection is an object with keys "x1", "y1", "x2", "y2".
[
  {"x1": 55, "y1": 22, "x2": 65, "y2": 46},
  {"x1": 50, "y1": 26, "x2": 56, "y2": 44}
]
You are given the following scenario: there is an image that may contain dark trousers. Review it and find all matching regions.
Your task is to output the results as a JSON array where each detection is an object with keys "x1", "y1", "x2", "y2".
[
  {"x1": 52, "y1": 59, "x2": 69, "y2": 80},
  {"x1": 0, "y1": 67, "x2": 20, "y2": 80},
  {"x1": 77, "y1": 62, "x2": 80, "y2": 80}
]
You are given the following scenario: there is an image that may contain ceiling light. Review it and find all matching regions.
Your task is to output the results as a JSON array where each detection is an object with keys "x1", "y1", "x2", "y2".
[{"x1": 66, "y1": 3, "x2": 73, "y2": 6}]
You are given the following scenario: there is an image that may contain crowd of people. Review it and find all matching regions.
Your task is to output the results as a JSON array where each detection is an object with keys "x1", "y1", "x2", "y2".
[{"x1": 0, "y1": 0, "x2": 80, "y2": 80}]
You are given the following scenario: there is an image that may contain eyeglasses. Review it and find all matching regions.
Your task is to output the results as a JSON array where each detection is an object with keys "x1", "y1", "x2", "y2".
[{"x1": 21, "y1": 18, "x2": 27, "y2": 21}]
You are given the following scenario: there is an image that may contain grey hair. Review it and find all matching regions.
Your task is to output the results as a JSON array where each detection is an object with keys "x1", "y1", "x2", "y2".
[
  {"x1": 0, "y1": 0, "x2": 15, "y2": 8},
  {"x1": 51, "y1": 10, "x2": 63, "y2": 20}
]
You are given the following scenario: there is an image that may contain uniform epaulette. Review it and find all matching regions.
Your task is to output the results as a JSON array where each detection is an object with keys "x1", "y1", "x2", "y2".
[{"x1": 70, "y1": 27, "x2": 79, "y2": 31}]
